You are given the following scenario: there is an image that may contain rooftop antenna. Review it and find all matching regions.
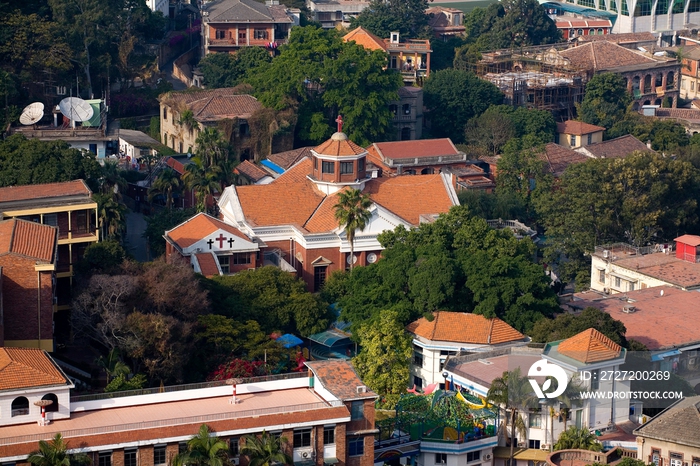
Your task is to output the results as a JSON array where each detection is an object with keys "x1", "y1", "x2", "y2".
[{"x1": 19, "y1": 102, "x2": 44, "y2": 126}]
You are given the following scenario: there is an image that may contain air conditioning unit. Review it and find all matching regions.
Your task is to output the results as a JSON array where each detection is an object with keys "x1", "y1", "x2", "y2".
[
  {"x1": 302, "y1": 452, "x2": 310, "y2": 459},
  {"x1": 689, "y1": 358, "x2": 696, "y2": 366},
  {"x1": 356, "y1": 385, "x2": 367, "y2": 393},
  {"x1": 482, "y1": 454, "x2": 492, "y2": 461},
  {"x1": 517, "y1": 442, "x2": 526, "y2": 448},
  {"x1": 603, "y1": 249, "x2": 610, "y2": 259},
  {"x1": 231, "y1": 459, "x2": 240, "y2": 466},
  {"x1": 540, "y1": 444, "x2": 550, "y2": 451}
]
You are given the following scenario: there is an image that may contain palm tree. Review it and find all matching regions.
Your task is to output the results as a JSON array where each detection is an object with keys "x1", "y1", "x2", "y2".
[
  {"x1": 241, "y1": 430, "x2": 292, "y2": 466},
  {"x1": 333, "y1": 188, "x2": 372, "y2": 271},
  {"x1": 196, "y1": 127, "x2": 231, "y2": 168},
  {"x1": 554, "y1": 426, "x2": 603, "y2": 451},
  {"x1": 28, "y1": 434, "x2": 70, "y2": 466},
  {"x1": 182, "y1": 158, "x2": 221, "y2": 213},
  {"x1": 100, "y1": 160, "x2": 128, "y2": 198},
  {"x1": 174, "y1": 425, "x2": 230, "y2": 466},
  {"x1": 95, "y1": 192, "x2": 127, "y2": 241},
  {"x1": 547, "y1": 375, "x2": 584, "y2": 451},
  {"x1": 487, "y1": 368, "x2": 540, "y2": 465},
  {"x1": 149, "y1": 168, "x2": 183, "y2": 209},
  {"x1": 96, "y1": 348, "x2": 130, "y2": 384}
]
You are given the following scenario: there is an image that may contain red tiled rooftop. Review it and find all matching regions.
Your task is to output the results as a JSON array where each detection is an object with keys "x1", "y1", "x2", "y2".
[
  {"x1": 370, "y1": 139, "x2": 460, "y2": 160},
  {"x1": 166, "y1": 212, "x2": 251, "y2": 249},
  {"x1": 0, "y1": 180, "x2": 91, "y2": 203},
  {"x1": 267, "y1": 147, "x2": 313, "y2": 171},
  {"x1": 194, "y1": 252, "x2": 220, "y2": 277},
  {"x1": 675, "y1": 234, "x2": 700, "y2": 247},
  {"x1": 306, "y1": 360, "x2": 377, "y2": 400},
  {"x1": 570, "y1": 286, "x2": 700, "y2": 350},
  {"x1": 0, "y1": 347, "x2": 69, "y2": 391},
  {"x1": 343, "y1": 27, "x2": 387, "y2": 52},
  {"x1": 557, "y1": 120, "x2": 606, "y2": 135},
  {"x1": 314, "y1": 133, "x2": 366, "y2": 157},
  {"x1": 0, "y1": 218, "x2": 57, "y2": 263},
  {"x1": 559, "y1": 41, "x2": 657, "y2": 71},
  {"x1": 538, "y1": 143, "x2": 590, "y2": 176},
  {"x1": 406, "y1": 311, "x2": 525, "y2": 345},
  {"x1": 558, "y1": 328, "x2": 622, "y2": 363},
  {"x1": 610, "y1": 252, "x2": 700, "y2": 288},
  {"x1": 235, "y1": 160, "x2": 269, "y2": 182},
  {"x1": 581, "y1": 134, "x2": 652, "y2": 159}
]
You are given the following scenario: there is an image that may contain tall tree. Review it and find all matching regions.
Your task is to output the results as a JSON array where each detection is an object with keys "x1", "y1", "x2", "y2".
[
  {"x1": 578, "y1": 73, "x2": 632, "y2": 130},
  {"x1": 174, "y1": 425, "x2": 230, "y2": 466},
  {"x1": 182, "y1": 157, "x2": 221, "y2": 212},
  {"x1": 530, "y1": 307, "x2": 628, "y2": 347},
  {"x1": 195, "y1": 127, "x2": 232, "y2": 168},
  {"x1": 489, "y1": 0, "x2": 561, "y2": 48},
  {"x1": 352, "y1": 309, "x2": 412, "y2": 408},
  {"x1": 94, "y1": 192, "x2": 127, "y2": 241},
  {"x1": 554, "y1": 426, "x2": 602, "y2": 451},
  {"x1": 349, "y1": 0, "x2": 432, "y2": 39},
  {"x1": 27, "y1": 434, "x2": 71, "y2": 466},
  {"x1": 241, "y1": 430, "x2": 292, "y2": 466},
  {"x1": 423, "y1": 69, "x2": 503, "y2": 143},
  {"x1": 333, "y1": 188, "x2": 372, "y2": 271}
]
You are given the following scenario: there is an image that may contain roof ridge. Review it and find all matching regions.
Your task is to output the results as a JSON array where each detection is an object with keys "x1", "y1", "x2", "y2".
[
  {"x1": 487, "y1": 318, "x2": 494, "y2": 345},
  {"x1": 303, "y1": 193, "x2": 331, "y2": 229}
]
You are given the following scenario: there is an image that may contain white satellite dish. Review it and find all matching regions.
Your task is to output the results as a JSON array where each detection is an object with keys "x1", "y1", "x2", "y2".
[
  {"x1": 19, "y1": 102, "x2": 44, "y2": 125},
  {"x1": 58, "y1": 97, "x2": 94, "y2": 123}
]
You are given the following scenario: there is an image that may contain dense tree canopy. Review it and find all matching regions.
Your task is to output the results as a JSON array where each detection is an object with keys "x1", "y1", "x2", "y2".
[
  {"x1": 246, "y1": 26, "x2": 401, "y2": 146},
  {"x1": 466, "y1": 105, "x2": 556, "y2": 155},
  {"x1": 423, "y1": 69, "x2": 502, "y2": 143},
  {"x1": 198, "y1": 47, "x2": 272, "y2": 89},
  {"x1": 530, "y1": 307, "x2": 629, "y2": 347},
  {"x1": 324, "y1": 206, "x2": 558, "y2": 333},
  {"x1": 349, "y1": 0, "x2": 432, "y2": 39},
  {"x1": 578, "y1": 73, "x2": 632, "y2": 130}
]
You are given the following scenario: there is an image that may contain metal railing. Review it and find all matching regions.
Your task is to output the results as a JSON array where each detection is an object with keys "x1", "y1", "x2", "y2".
[
  {"x1": 0, "y1": 399, "x2": 345, "y2": 447},
  {"x1": 70, "y1": 372, "x2": 308, "y2": 402}
]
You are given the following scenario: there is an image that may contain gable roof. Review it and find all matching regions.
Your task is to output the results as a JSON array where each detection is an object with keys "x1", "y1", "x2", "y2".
[
  {"x1": 577, "y1": 31, "x2": 656, "y2": 44},
  {"x1": 0, "y1": 219, "x2": 57, "y2": 263},
  {"x1": 343, "y1": 27, "x2": 387, "y2": 52},
  {"x1": 165, "y1": 212, "x2": 252, "y2": 249},
  {"x1": 559, "y1": 41, "x2": 657, "y2": 71},
  {"x1": 538, "y1": 143, "x2": 590, "y2": 176},
  {"x1": 313, "y1": 132, "x2": 367, "y2": 157},
  {"x1": 558, "y1": 328, "x2": 622, "y2": 363},
  {"x1": 557, "y1": 120, "x2": 606, "y2": 135},
  {"x1": 203, "y1": 0, "x2": 292, "y2": 22},
  {"x1": 370, "y1": 138, "x2": 461, "y2": 160},
  {"x1": 579, "y1": 134, "x2": 651, "y2": 159},
  {"x1": 406, "y1": 311, "x2": 525, "y2": 345},
  {"x1": 235, "y1": 160, "x2": 270, "y2": 183},
  {"x1": 266, "y1": 147, "x2": 314, "y2": 171},
  {"x1": 160, "y1": 89, "x2": 263, "y2": 122},
  {"x1": 0, "y1": 347, "x2": 70, "y2": 391},
  {"x1": 675, "y1": 234, "x2": 700, "y2": 247},
  {"x1": 0, "y1": 180, "x2": 91, "y2": 204},
  {"x1": 634, "y1": 395, "x2": 700, "y2": 447},
  {"x1": 654, "y1": 107, "x2": 700, "y2": 122},
  {"x1": 305, "y1": 360, "x2": 377, "y2": 400}
]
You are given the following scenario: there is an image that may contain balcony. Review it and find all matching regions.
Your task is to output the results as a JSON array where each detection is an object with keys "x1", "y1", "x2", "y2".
[{"x1": 207, "y1": 38, "x2": 287, "y2": 47}]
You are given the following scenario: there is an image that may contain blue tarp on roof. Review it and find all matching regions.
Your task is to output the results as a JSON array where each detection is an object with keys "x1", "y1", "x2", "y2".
[
  {"x1": 276, "y1": 333, "x2": 304, "y2": 348},
  {"x1": 650, "y1": 349, "x2": 682, "y2": 362},
  {"x1": 261, "y1": 159, "x2": 285, "y2": 174}
]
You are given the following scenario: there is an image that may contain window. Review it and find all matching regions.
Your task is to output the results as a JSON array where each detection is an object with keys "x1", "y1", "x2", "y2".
[
  {"x1": 219, "y1": 255, "x2": 230, "y2": 274},
  {"x1": 124, "y1": 450, "x2": 137, "y2": 466},
  {"x1": 163, "y1": 107, "x2": 168, "y2": 121},
  {"x1": 401, "y1": 127, "x2": 411, "y2": 140},
  {"x1": 358, "y1": 158, "x2": 365, "y2": 172},
  {"x1": 229, "y1": 438, "x2": 240, "y2": 456},
  {"x1": 254, "y1": 29, "x2": 268, "y2": 39},
  {"x1": 466, "y1": 451, "x2": 480, "y2": 463},
  {"x1": 43, "y1": 214, "x2": 58, "y2": 227},
  {"x1": 238, "y1": 29, "x2": 246, "y2": 40},
  {"x1": 529, "y1": 440, "x2": 541, "y2": 449},
  {"x1": 154, "y1": 446, "x2": 166, "y2": 466},
  {"x1": 11, "y1": 397, "x2": 29, "y2": 417},
  {"x1": 314, "y1": 157, "x2": 318, "y2": 169},
  {"x1": 413, "y1": 345, "x2": 424, "y2": 367},
  {"x1": 587, "y1": 133, "x2": 592, "y2": 145},
  {"x1": 318, "y1": 12, "x2": 331, "y2": 20},
  {"x1": 340, "y1": 161, "x2": 354, "y2": 174},
  {"x1": 435, "y1": 454, "x2": 447, "y2": 464},
  {"x1": 413, "y1": 376, "x2": 423, "y2": 390},
  {"x1": 598, "y1": 269, "x2": 605, "y2": 283},
  {"x1": 693, "y1": 81, "x2": 696, "y2": 91},
  {"x1": 314, "y1": 266, "x2": 327, "y2": 292},
  {"x1": 629, "y1": 281, "x2": 636, "y2": 291},
  {"x1": 322, "y1": 161, "x2": 334, "y2": 174},
  {"x1": 529, "y1": 413, "x2": 542, "y2": 428},
  {"x1": 670, "y1": 453, "x2": 683, "y2": 466},
  {"x1": 348, "y1": 438, "x2": 364, "y2": 457},
  {"x1": 389, "y1": 104, "x2": 398, "y2": 115},
  {"x1": 41, "y1": 393, "x2": 59, "y2": 412},
  {"x1": 323, "y1": 426, "x2": 335, "y2": 445},
  {"x1": 651, "y1": 450, "x2": 660, "y2": 466},
  {"x1": 691, "y1": 457, "x2": 700, "y2": 466},
  {"x1": 293, "y1": 428, "x2": 312, "y2": 448},
  {"x1": 98, "y1": 452, "x2": 112, "y2": 466},
  {"x1": 179, "y1": 443, "x2": 188, "y2": 454},
  {"x1": 403, "y1": 104, "x2": 411, "y2": 115},
  {"x1": 216, "y1": 29, "x2": 226, "y2": 39},
  {"x1": 570, "y1": 134, "x2": 576, "y2": 146},
  {"x1": 89, "y1": 144, "x2": 97, "y2": 154},
  {"x1": 591, "y1": 369, "x2": 600, "y2": 390},
  {"x1": 240, "y1": 121, "x2": 250, "y2": 136},
  {"x1": 351, "y1": 401, "x2": 364, "y2": 420},
  {"x1": 614, "y1": 276, "x2": 621, "y2": 288}
]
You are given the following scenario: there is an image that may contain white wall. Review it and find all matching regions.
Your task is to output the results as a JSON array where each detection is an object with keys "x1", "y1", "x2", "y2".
[
  {"x1": 0, "y1": 386, "x2": 71, "y2": 427},
  {"x1": 590, "y1": 255, "x2": 671, "y2": 293}
]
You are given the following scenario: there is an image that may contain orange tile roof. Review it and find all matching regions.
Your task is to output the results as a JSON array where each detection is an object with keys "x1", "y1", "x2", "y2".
[
  {"x1": 303, "y1": 190, "x2": 343, "y2": 233},
  {"x1": 235, "y1": 160, "x2": 269, "y2": 182},
  {"x1": 559, "y1": 41, "x2": 657, "y2": 71},
  {"x1": 194, "y1": 252, "x2": 220, "y2": 277},
  {"x1": 235, "y1": 158, "x2": 325, "y2": 228},
  {"x1": 558, "y1": 328, "x2": 621, "y2": 363},
  {"x1": 0, "y1": 347, "x2": 70, "y2": 391},
  {"x1": 0, "y1": 219, "x2": 57, "y2": 263},
  {"x1": 166, "y1": 157, "x2": 187, "y2": 174},
  {"x1": 675, "y1": 234, "x2": 700, "y2": 247},
  {"x1": 266, "y1": 147, "x2": 314, "y2": 171},
  {"x1": 313, "y1": 133, "x2": 367, "y2": 157},
  {"x1": 581, "y1": 134, "x2": 652, "y2": 158},
  {"x1": 371, "y1": 138, "x2": 460, "y2": 160},
  {"x1": 189, "y1": 94, "x2": 262, "y2": 122},
  {"x1": 305, "y1": 360, "x2": 377, "y2": 400},
  {"x1": 406, "y1": 311, "x2": 525, "y2": 345},
  {"x1": 0, "y1": 180, "x2": 91, "y2": 203},
  {"x1": 166, "y1": 212, "x2": 251, "y2": 249},
  {"x1": 538, "y1": 143, "x2": 590, "y2": 176},
  {"x1": 364, "y1": 175, "x2": 455, "y2": 225},
  {"x1": 343, "y1": 27, "x2": 387, "y2": 52},
  {"x1": 556, "y1": 120, "x2": 606, "y2": 135}
]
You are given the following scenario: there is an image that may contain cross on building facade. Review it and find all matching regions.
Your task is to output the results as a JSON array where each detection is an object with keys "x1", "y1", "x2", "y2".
[
  {"x1": 207, "y1": 239, "x2": 214, "y2": 249},
  {"x1": 215, "y1": 234, "x2": 227, "y2": 248}
]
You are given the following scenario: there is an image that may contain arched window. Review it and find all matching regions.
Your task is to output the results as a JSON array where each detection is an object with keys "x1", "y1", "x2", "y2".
[
  {"x1": 11, "y1": 397, "x2": 29, "y2": 417},
  {"x1": 389, "y1": 104, "x2": 398, "y2": 116},
  {"x1": 42, "y1": 393, "x2": 59, "y2": 412},
  {"x1": 421, "y1": 167, "x2": 434, "y2": 175}
]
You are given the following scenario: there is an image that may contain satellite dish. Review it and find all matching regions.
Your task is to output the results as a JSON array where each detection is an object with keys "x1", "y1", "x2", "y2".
[
  {"x1": 58, "y1": 97, "x2": 94, "y2": 122},
  {"x1": 19, "y1": 102, "x2": 44, "y2": 125}
]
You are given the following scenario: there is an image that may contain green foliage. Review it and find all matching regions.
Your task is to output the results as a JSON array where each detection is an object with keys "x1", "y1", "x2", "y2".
[
  {"x1": 104, "y1": 373, "x2": 147, "y2": 392},
  {"x1": 456, "y1": 190, "x2": 527, "y2": 221},
  {"x1": 78, "y1": 241, "x2": 127, "y2": 274},
  {"x1": 143, "y1": 208, "x2": 197, "y2": 257},
  {"x1": 578, "y1": 73, "x2": 632, "y2": 130},
  {"x1": 208, "y1": 266, "x2": 331, "y2": 336},
  {"x1": 198, "y1": 47, "x2": 272, "y2": 89},
  {"x1": 27, "y1": 434, "x2": 89, "y2": 466},
  {"x1": 241, "y1": 430, "x2": 292, "y2": 466},
  {"x1": 334, "y1": 188, "x2": 372, "y2": 270},
  {"x1": 94, "y1": 192, "x2": 127, "y2": 241},
  {"x1": 353, "y1": 309, "x2": 412, "y2": 407},
  {"x1": 534, "y1": 153, "x2": 700, "y2": 283},
  {"x1": 554, "y1": 426, "x2": 603, "y2": 451},
  {"x1": 530, "y1": 307, "x2": 629, "y2": 346},
  {"x1": 430, "y1": 36, "x2": 469, "y2": 71},
  {"x1": 0, "y1": 134, "x2": 102, "y2": 190},
  {"x1": 149, "y1": 168, "x2": 184, "y2": 210},
  {"x1": 423, "y1": 69, "x2": 503, "y2": 143},
  {"x1": 349, "y1": 0, "x2": 432, "y2": 39},
  {"x1": 330, "y1": 206, "x2": 558, "y2": 333},
  {"x1": 246, "y1": 26, "x2": 401, "y2": 146},
  {"x1": 608, "y1": 112, "x2": 689, "y2": 151},
  {"x1": 174, "y1": 425, "x2": 230, "y2": 466}
]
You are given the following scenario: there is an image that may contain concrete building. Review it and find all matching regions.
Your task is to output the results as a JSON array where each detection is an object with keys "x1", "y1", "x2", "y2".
[
  {"x1": 556, "y1": 121, "x2": 605, "y2": 149},
  {"x1": 365, "y1": 139, "x2": 467, "y2": 176}
]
